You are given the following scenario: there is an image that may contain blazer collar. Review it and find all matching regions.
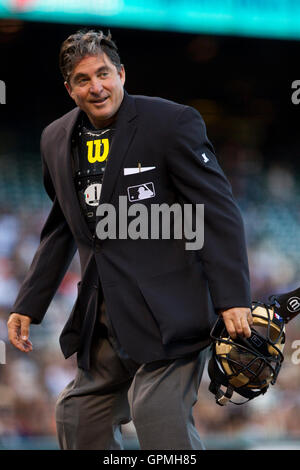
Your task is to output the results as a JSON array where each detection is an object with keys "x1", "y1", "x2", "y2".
[
  {"x1": 59, "y1": 90, "x2": 138, "y2": 239},
  {"x1": 62, "y1": 89, "x2": 137, "y2": 136},
  {"x1": 99, "y1": 90, "x2": 138, "y2": 205}
]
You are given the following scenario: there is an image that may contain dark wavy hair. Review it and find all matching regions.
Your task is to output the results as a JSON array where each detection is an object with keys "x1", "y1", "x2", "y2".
[{"x1": 59, "y1": 29, "x2": 122, "y2": 84}]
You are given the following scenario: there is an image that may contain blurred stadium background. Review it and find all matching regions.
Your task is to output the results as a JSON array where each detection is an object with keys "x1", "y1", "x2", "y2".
[{"x1": 0, "y1": 0, "x2": 300, "y2": 450}]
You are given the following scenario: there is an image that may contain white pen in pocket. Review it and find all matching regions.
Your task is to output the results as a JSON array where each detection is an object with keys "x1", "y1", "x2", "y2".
[{"x1": 123, "y1": 165, "x2": 156, "y2": 176}]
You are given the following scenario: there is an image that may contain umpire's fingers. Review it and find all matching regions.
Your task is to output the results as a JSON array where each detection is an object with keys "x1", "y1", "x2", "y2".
[
  {"x1": 247, "y1": 310, "x2": 254, "y2": 326},
  {"x1": 241, "y1": 314, "x2": 252, "y2": 338},
  {"x1": 221, "y1": 307, "x2": 252, "y2": 339},
  {"x1": 7, "y1": 313, "x2": 32, "y2": 352},
  {"x1": 222, "y1": 318, "x2": 237, "y2": 339}
]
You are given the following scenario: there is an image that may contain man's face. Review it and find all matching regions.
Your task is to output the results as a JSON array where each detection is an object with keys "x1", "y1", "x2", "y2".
[{"x1": 65, "y1": 53, "x2": 125, "y2": 128}]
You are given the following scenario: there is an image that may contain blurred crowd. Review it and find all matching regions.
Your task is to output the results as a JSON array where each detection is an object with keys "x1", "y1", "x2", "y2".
[{"x1": 0, "y1": 149, "x2": 299, "y2": 449}]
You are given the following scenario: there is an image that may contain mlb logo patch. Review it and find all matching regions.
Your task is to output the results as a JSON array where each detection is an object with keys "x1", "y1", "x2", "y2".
[{"x1": 127, "y1": 182, "x2": 155, "y2": 202}]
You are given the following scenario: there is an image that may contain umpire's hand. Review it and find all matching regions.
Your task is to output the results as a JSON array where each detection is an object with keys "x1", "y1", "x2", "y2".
[
  {"x1": 220, "y1": 307, "x2": 253, "y2": 339},
  {"x1": 7, "y1": 313, "x2": 33, "y2": 352}
]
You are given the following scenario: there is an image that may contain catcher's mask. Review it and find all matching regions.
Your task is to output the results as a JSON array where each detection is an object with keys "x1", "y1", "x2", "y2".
[{"x1": 208, "y1": 301, "x2": 286, "y2": 406}]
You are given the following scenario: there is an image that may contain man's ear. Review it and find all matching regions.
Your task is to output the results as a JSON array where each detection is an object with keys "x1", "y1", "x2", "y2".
[
  {"x1": 64, "y1": 81, "x2": 74, "y2": 99},
  {"x1": 119, "y1": 65, "x2": 126, "y2": 86}
]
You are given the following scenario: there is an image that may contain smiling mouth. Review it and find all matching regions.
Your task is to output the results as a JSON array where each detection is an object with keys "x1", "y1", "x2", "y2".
[{"x1": 90, "y1": 97, "x2": 109, "y2": 104}]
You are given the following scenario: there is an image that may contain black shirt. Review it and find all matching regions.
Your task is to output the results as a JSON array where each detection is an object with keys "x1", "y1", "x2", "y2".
[{"x1": 72, "y1": 112, "x2": 115, "y2": 233}]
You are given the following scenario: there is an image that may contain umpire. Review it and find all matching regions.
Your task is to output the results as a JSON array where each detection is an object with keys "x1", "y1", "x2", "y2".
[{"x1": 7, "y1": 30, "x2": 253, "y2": 450}]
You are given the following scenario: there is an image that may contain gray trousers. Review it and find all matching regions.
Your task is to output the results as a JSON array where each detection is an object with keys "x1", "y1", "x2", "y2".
[{"x1": 55, "y1": 315, "x2": 207, "y2": 450}]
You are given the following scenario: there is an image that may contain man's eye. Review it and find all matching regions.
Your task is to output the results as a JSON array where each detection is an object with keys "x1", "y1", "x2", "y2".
[{"x1": 100, "y1": 72, "x2": 109, "y2": 78}]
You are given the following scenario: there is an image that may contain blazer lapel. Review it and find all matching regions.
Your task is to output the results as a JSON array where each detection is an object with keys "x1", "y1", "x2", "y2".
[
  {"x1": 60, "y1": 107, "x2": 94, "y2": 240},
  {"x1": 58, "y1": 91, "x2": 137, "y2": 239},
  {"x1": 99, "y1": 91, "x2": 137, "y2": 205}
]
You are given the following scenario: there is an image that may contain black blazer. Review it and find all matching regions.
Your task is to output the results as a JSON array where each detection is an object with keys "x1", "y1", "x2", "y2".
[{"x1": 12, "y1": 91, "x2": 251, "y2": 369}]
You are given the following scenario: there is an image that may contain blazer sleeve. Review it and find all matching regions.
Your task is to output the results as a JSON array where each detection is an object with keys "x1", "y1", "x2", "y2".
[
  {"x1": 166, "y1": 105, "x2": 251, "y2": 311},
  {"x1": 11, "y1": 134, "x2": 77, "y2": 324}
]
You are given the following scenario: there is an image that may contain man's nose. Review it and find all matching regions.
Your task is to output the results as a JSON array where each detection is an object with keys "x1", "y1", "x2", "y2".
[{"x1": 89, "y1": 79, "x2": 103, "y2": 94}]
